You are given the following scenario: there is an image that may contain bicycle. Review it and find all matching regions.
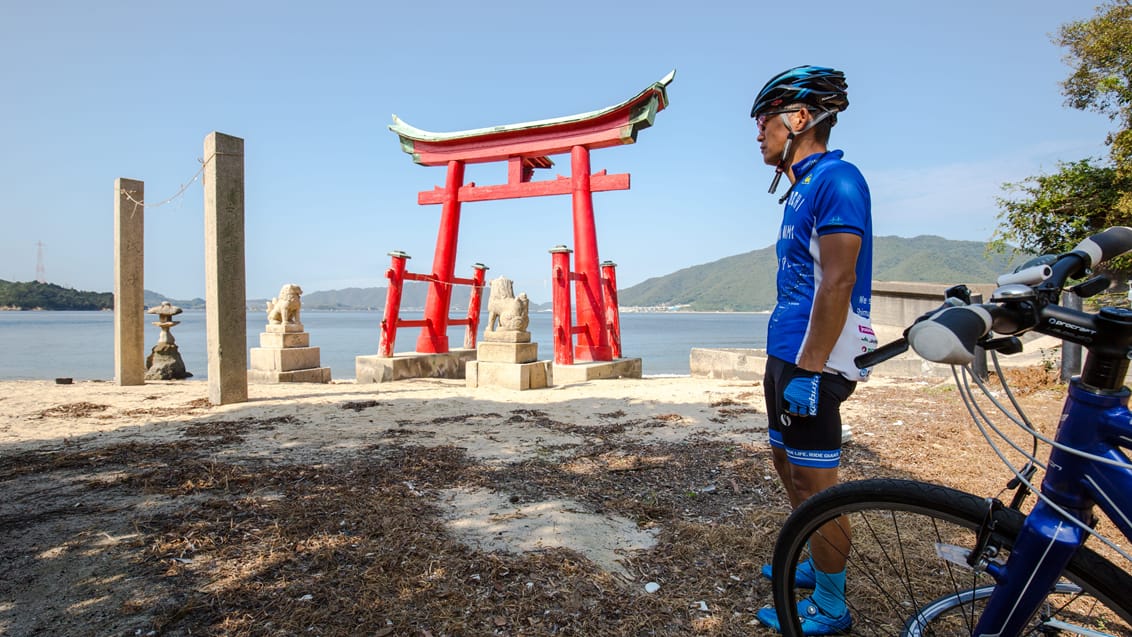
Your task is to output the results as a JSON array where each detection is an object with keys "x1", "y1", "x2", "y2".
[{"x1": 768, "y1": 227, "x2": 1132, "y2": 636}]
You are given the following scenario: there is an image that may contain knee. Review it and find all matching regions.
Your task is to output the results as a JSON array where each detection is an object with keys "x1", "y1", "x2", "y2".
[{"x1": 788, "y1": 469, "x2": 838, "y2": 503}]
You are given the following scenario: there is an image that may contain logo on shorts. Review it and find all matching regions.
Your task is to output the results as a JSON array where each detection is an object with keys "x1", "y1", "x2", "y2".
[{"x1": 780, "y1": 413, "x2": 792, "y2": 427}]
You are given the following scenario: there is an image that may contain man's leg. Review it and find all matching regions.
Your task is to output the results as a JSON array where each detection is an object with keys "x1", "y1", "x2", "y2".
[{"x1": 779, "y1": 372, "x2": 855, "y2": 623}]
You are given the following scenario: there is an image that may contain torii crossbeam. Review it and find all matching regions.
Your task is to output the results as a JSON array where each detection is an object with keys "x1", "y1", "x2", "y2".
[{"x1": 389, "y1": 71, "x2": 673, "y2": 362}]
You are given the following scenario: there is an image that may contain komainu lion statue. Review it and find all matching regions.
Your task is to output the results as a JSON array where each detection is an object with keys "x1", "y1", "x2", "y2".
[
  {"x1": 266, "y1": 283, "x2": 303, "y2": 325},
  {"x1": 486, "y1": 276, "x2": 529, "y2": 332}
]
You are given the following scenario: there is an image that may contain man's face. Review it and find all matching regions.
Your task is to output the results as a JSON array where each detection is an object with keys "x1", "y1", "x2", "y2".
[{"x1": 756, "y1": 107, "x2": 806, "y2": 166}]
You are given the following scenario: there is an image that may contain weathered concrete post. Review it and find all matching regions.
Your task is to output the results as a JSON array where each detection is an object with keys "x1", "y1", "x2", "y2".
[
  {"x1": 203, "y1": 132, "x2": 248, "y2": 404},
  {"x1": 114, "y1": 178, "x2": 145, "y2": 385}
]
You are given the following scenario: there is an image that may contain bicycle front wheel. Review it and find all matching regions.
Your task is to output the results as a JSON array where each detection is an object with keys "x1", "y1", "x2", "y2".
[{"x1": 769, "y1": 479, "x2": 1132, "y2": 636}]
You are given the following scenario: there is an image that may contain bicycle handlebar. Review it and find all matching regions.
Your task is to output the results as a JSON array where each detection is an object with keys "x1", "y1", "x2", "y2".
[
  {"x1": 1074, "y1": 226, "x2": 1132, "y2": 270},
  {"x1": 854, "y1": 227, "x2": 1132, "y2": 377}
]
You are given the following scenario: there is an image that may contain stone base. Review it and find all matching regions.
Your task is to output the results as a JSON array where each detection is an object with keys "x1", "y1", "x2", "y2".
[
  {"x1": 248, "y1": 329, "x2": 330, "y2": 383},
  {"x1": 482, "y1": 330, "x2": 531, "y2": 343},
  {"x1": 355, "y1": 349, "x2": 477, "y2": 383},
  {"x1": 250, "y1": 346, "x2": 324, "y2": 372},
  {"x1": 259, "y1": 331, "x2": 310, "y2": 348},
  {"x1": 466, "y1": 360, "x2": 552, "y2": 390},
  {"x1": 552, "y1": 358, "x2": 642, "y2": 385},
  {"x1": 265, "y1": 322, "x2": 304, "y2": 333},
  {"x1": 477, "y1": 341, "x2": 539, "y2": 364},
  {"x1": 249, "y1": 367, "x2": 331, "y2": 384},
  {"x1": 146, "y1": 342, "x2": 193, "y2": 380}
]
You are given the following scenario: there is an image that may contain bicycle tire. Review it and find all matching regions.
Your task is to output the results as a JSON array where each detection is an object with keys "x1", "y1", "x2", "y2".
[{"x1": 769, "y1": 478, "x2": 1132, "y2": 636}]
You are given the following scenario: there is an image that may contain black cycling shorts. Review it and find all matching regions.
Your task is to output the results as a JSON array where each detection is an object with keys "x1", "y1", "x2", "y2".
[{"x1": 764, "y1": 355, "x2": 856, "y2": 469}]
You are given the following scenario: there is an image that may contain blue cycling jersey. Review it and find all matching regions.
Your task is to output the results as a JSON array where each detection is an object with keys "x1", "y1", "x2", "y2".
[{"x1": 767, "y1": 150, "x2": 877, "y2": 380}]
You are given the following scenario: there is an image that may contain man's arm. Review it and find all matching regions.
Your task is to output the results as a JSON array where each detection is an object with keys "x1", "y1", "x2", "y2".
[{"x1": 795, "y1": 232, "x2": 861, "y2": 373}]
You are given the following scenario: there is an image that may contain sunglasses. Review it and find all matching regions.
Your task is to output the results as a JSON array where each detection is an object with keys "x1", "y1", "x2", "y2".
[{"x1": 756, "y1": 107, "x2": 806, "y2": 131}]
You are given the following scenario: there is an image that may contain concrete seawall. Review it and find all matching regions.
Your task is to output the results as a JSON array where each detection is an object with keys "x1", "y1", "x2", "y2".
[
  {"x1": 688, "y1": 281, "x2": 1053, "y2": 381},
  {"x1": 688, "y1": 346, "x2": 959, "y2": 380}
]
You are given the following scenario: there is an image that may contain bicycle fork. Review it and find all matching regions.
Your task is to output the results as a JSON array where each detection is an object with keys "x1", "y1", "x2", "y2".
[{"x1": 973, "y1": 498, "x2": 1090, "y2": 636}]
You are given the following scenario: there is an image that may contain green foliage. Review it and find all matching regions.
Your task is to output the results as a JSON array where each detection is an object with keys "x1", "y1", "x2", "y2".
[
  {"x1": 0, "y1": 280, "x2": 113, "y2": 310},
  {"x1": 617, "y1": 235, "x2": 1027, "y2": 312},
  {"x1": 992, "y1": 159, "x2": 1124, "y2": 255},
  {"x1": 1057, "y1": 0, "x2": 1132, "y2": 215},
  {"x1": 1057, "y1": 1, "x2": 1132, "y2": 126},
  {"x1": 993, "y1": 2, "x2": 1132, "y2": 272}
]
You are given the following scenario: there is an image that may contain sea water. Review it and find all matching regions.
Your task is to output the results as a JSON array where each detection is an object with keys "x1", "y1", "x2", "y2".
[{"x1": 0, "y1": 310, "x2": 770, "y2": 381}]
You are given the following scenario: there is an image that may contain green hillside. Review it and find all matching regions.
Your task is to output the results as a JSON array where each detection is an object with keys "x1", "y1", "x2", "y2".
[
  {"x1": 617, "y1": 235, "x2": 1027, "y2": 312},
  {"x1": 302, "y1": 284, "x2": 427, "y2": 310},
  {"x1": 0, "y1": 280, "x2": 113, "y2": 310}
]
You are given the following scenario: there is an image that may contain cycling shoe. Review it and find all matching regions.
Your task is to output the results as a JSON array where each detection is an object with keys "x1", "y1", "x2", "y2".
[
  {"x1": 756, "y1": 598, "x2": 851, "y2": 635},
  {"x1": 760, "y1": 559, "x2": 816, "y2": 589}
]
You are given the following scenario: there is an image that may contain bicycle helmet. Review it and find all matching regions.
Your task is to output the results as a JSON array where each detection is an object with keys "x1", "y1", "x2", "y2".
[
  {"x1": 753, "y1": 65, "x2": 850, "y2": 198},
  {"x1": 750, "y1": 65, "x2": 849, "y2": 118}
]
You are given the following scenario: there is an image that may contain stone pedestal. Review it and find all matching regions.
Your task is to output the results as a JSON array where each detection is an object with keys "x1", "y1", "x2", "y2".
[
  {"x1": 356, "y1": 350, "x2": 477, "y2": 383},
  {"x1": 552, "y1": 358, "x2": 642, "y2": 385},
  {"x1": 146, "y1": 342, "x2": 192, "y2": 380},
  {"x1": 466, "y1": 330, "x2": 551, "y2": 391},
  {"x1": 249, "y1": 323, "x2": 330, "y2": 383}
]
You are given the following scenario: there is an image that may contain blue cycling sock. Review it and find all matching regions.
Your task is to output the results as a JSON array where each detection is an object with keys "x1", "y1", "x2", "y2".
[{"x1": 812, "y1": 568, "x2": 847, "y2": 618}]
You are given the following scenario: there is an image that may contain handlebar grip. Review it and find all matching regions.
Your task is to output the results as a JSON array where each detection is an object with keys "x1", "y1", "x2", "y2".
[
  {"x1": 907, "y1": 305, "x2": 993, "y2": 365},
  {"x1": 854, "y1": 338, "x2": 909, "y2": 370},
  {"x1": 1073, "y1": 226, "x2": 1132, "y2": 268}
]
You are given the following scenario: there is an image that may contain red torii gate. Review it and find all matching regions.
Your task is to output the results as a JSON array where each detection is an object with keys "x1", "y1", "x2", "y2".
[{"x1": 388, "y1": 71, "x2": 673, "y2": 363}]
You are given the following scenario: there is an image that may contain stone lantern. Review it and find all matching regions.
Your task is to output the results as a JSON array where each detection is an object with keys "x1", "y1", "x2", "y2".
[{"x1": 145, "y1": 301, "x2": 192, "y2": 380}]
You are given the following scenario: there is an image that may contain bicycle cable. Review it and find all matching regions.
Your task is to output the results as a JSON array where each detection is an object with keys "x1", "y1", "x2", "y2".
[{"x1": 954, "y1": 362, "x2": 1132, "y2": 565}]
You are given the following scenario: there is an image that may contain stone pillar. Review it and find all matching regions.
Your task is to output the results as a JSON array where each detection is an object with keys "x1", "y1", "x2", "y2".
[
  {"x1": 203, "y1": 132, "x2": 248, "y2": 405},
  {"x1": 114, "y1": 178, "x2": 145, "y2": 386}
]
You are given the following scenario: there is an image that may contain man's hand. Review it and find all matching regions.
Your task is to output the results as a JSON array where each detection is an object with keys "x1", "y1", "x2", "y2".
[{"x1": 783, "y1": 369, "x2": 822, "y2": 417}]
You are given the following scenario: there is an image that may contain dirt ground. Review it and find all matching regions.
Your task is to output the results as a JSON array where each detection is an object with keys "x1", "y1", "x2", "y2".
[{"x1": 0, "y1": 368, "x2": 1106, "y2": 636}]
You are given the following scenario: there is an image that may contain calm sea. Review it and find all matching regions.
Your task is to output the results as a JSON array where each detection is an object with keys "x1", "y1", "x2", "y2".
[{"x1": 0, "y1": 310, "x2": 770, "y2": 381}]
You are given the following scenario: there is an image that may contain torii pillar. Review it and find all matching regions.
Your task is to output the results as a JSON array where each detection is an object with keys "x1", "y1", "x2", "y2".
[{"x1": 387, "y1": 71, "x2": 673, "y2": 374}]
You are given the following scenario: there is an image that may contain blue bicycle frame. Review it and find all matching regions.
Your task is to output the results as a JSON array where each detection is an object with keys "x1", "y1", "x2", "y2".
[{"x1": 976, "y1": 379, "x2": 1132, "y2": 635}]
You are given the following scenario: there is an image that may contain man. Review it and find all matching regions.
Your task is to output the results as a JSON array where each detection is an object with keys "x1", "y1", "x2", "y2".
[{"x1": 751, "y1": 66, "x2": 876, "y2": 635}]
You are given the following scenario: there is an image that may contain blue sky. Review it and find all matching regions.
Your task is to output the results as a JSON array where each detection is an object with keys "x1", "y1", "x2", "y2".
[{"x1": 0, "y1": 1, "x2": 1113, "y2": 303}]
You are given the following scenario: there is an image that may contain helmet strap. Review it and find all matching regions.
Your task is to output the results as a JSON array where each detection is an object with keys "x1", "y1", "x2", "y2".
[{"x1": 767, "y1": 109, "x2": 835, "y2": 197}]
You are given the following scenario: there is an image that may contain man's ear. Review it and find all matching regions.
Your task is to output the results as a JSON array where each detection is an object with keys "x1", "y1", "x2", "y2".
[{"x1": 790, "y1": 107, "x2": 812, "y2": 133}]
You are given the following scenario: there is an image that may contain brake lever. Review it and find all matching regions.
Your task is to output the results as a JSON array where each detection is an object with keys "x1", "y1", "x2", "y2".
[
  {"x1": 980, "y1": 336, "x2": 1023, "y2": 355},
  {"x1": 945, "y1": 284, "x2": 972, "y2": 305},
  {"x1": 1071, "y1": 275, "x2": 1111, "y2": 299}
]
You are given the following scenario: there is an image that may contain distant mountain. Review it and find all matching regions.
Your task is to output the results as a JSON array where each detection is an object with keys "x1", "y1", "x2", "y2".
[
  {"x1": 615, "y1": 235, "x2": 1028, "y2": 312},
  {"x1": 300, "y1": 283, "x2": 467, "y2": 311},
  {"x1": 144, "y1": 290, "x2": 206, "y2": 309},
  {"x1": 300, "y1": 285, "x2": 423, "y2": 310}
]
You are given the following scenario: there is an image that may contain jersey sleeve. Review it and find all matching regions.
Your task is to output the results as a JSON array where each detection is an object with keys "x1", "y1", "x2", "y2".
[{"x1": 813, "y1": 163, "x2": 870, "y2": 237}]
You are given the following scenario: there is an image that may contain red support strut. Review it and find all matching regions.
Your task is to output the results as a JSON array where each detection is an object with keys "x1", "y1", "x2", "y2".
[
  {"x1": 463, "y1": 264, "x2": 488, "y2": 349},
  {"x1": 380, "y1": 251, "x2": 485, "y2": 357},
  {"x1": 550, "y1": 246, "x2": 574, "y2": 365},
  {"x1": 379, "y1": 251, "x2": 410, "y2": 357},
  {"x1": 601, "y1": 261, "x2": 622, "y2": 359}
]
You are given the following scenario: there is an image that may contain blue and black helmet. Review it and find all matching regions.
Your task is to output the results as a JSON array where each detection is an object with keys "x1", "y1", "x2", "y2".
[{"x1": 750, "y1": 65, "x2": 849, "y2": 118}]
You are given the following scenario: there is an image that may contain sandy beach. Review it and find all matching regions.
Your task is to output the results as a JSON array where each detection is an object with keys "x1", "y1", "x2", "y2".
[{"x1": 0, "y1": 370, "x2": 1076, "y2": 635}]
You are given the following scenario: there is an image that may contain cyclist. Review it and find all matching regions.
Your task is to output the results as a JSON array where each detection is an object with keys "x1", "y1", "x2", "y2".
[{"x1": 752, "y1": 65, "x2": 876, "y2": 635}]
